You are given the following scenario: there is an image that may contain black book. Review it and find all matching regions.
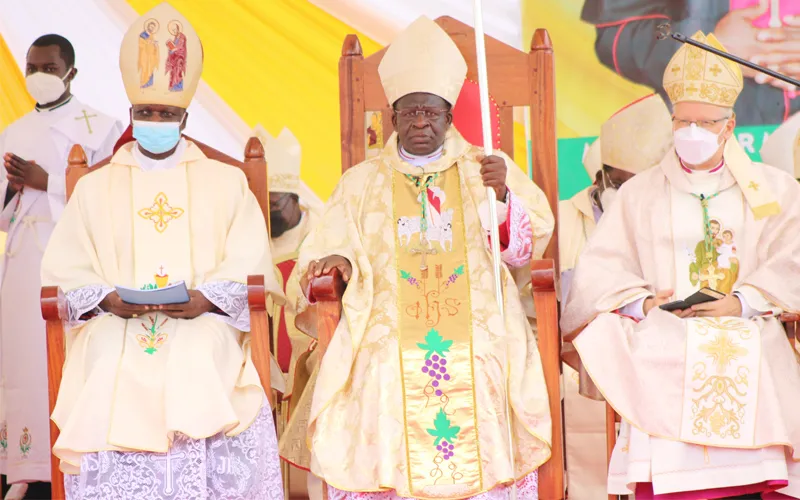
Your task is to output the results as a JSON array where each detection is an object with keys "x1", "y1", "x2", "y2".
[{"x1": 659, "y1": 287, "x2": 725, "y2": 312}]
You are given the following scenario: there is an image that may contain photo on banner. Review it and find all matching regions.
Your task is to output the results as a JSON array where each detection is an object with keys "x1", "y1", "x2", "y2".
[{"x1": 522, "y1": 0, "x2": 799, "y2": 199}]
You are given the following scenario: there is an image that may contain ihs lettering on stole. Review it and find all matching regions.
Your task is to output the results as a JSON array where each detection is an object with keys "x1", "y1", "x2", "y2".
[{"x1": 402, "y1": 236, "x2": 462, "y2": 328}]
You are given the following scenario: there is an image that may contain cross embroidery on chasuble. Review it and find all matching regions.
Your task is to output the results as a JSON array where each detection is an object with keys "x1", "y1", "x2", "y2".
[{"x1": 138, "y1": 192, "x2": 185, "y2": 233}]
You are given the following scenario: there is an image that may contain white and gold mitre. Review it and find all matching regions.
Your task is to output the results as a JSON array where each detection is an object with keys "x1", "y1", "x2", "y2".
[
  {"x1": 760, "y1": 112, "x2": 800, "y2": 178},
  {"x1": 662, "y1": 31, "x2": 743, "y2": 108},
  {"x1": 255, "y1": 125, "x2": 301, "y2": 194},
  {"x1": 601, "y1": 94, "x2": 673, "y2": 174},
  {"x1": 583, "y1": 139, "x2": 601, "y2": 179},
  {"x1": 120, "y1": 2, "x2": 202, "y2": 109},
  {"x1": 378, "y1": 16, "x2": 467, "y2": 106}
]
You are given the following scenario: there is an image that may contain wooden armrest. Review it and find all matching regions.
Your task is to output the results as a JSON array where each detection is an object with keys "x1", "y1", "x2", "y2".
[
  {"x1": 247, "y1": 275, "x2": 275, "y2": 406},
  {"x1": 305, "y1": 268, "x2": 346, "y2": 358},
  {"x1": 780, "y1": 312, "x2": 800, "y2": 323},
  {"x1": 40, "y1": 286, "x2": 67, "y2": 500},
  {"x1": 309, "y1": 268, "x2": 346, "y2": 303},
  {"x1": 530, "y1": 258, "x2": 564, "y2": 498},
  {"x1": 41, "y1": 286, "x2": 67, "y2": 322}
]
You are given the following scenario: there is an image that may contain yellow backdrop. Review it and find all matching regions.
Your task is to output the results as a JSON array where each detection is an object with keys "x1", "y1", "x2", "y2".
[{"x1": 128, "y1": 0, "x2": 381, "y2": 200}]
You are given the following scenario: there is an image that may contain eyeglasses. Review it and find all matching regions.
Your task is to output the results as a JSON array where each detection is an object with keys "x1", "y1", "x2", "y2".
[
  {"x1": 394, "y1": 107, "x2": 449, "y2": 121},
  {"x1": 671, "y1": 117, "x2": 729, "y2": 130}
]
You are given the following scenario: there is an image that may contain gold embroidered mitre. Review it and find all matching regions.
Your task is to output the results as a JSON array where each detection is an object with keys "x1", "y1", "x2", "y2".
[
  {"x1": 662, "y1": 31, "x2": 743, "y2": 108},
  {"x1": 378, "y1": 16, "x2": 467, "y2": 106},
  {"x1": 256, "y1": 125, "x2": 302, "y2": 195},
  {"x1": 760, "y1": 112, "x2": 800, "y2": 178},
  {"x1": 120, "y1": 2, "x2": 202, "y2": 109},
  {"x1": 600, "y1": 94, "x2": 673, "y2": 174},
  {"x1": 583, "y1": 138, "x2": 601, "y2": 178}
]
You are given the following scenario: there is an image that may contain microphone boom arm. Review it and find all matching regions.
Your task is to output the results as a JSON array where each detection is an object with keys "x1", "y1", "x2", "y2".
[{"x1": 657, "y1": 24, "x2": 800, "y2": 89}]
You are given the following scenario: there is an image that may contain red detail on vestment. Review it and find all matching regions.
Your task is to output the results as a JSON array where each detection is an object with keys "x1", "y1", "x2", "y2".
[{"x1": 275, "y1": 259, "x2": 298, "y2": 373}]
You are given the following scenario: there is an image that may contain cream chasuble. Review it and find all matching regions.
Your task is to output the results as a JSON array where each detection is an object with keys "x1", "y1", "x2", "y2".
[
  {"x1": 289, "y1": 130, "x2": 554, "y2": 498},
  {"x1": 41, "y1": 142, "x2": 283, "y2": 474},
  {"x1": 562, "y1": 140, "x2": 800, "y2": 498}
]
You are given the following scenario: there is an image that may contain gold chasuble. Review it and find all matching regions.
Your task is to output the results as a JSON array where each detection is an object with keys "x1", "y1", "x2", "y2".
[
  {"x1": 293, "y1": 129, "x2": 554, "y2": 498},
  {"x1": 41, "y1": 142, "x2": 282, "y2": 473}
]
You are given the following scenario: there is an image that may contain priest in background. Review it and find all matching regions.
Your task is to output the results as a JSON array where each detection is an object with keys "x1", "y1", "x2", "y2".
[
  {"x1": 295, "y1": 16, "x2": 554, "y2": 499},
  {"x1": 760, "y1": 112, "x2": 800, "y2": 181},
  {"x1": 559, "y1": 93, "x2": 674, "y2": 500},
  {"x1": 255, "y1": 124, "x2": 324, "y2": 499},
  {"x1": 40, "y1": 4, "x2": 284, "y2": 499},
  {"x1": 0, "y1": 33, "x2": 121, "y2": 500},
  {"x1": 562, "y1": 31, "x2": 800, "y2": 498}
]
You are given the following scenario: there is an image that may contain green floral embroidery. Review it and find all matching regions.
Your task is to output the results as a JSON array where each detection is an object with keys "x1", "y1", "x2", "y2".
[
  {"x1": 444, "y1": 266, "x2": 465, "y2": 288},
  {"x1": 19, "y1": 427, "x2": 30, "y2": 457},
  {"x1": 427, "y1": 408, "x2": 460, "y2": 446},
  {"x1": 140, "y1": 283, "x2": 158, "y2": 290},
  {"x1": 137, "y1": 315, "x2": 169, "y2": 354},
  {"x1": 416, "y1": 328, "x2": 453, "y2": 360},
  {"x1": 0, "y1": 422, "x2": 7, "y2": 451},
  {"x1": 400, "y1": 270, "x2": 419, "y2": 286}
]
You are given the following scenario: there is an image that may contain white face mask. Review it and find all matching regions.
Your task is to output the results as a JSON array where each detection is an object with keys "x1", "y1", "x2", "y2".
[
  {"x1": 673, "y1": 122, "x2": 726, "y2": 166},
  {"x1": 26, "y1": 69, "x2": 71, "y2": 106},
  {"x1": 598, "y1": 169, "x2": 621, "y2": 212},
  {"x1": 600, "y1": 187, "x2": 618, "y2": 212}
]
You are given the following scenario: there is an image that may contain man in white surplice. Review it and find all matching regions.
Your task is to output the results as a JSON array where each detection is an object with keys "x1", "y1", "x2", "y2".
[
  {"x1": 40, "y1": 4, "x2": 285, "y2": 499},
  {"x1": 562, "y1": 31, "x2": 800, "y2": 498},
  {"x1": 0, "y1": 34, "x2": 121, "y2": 499}
]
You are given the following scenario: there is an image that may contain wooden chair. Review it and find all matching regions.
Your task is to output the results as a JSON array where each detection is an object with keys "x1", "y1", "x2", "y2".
[
  {"x1": 40, "y1": 136, "x2": 274, "y2": 500},
  {"x1": 305, "y1": 17, "x2": 565, "y2": 499}
]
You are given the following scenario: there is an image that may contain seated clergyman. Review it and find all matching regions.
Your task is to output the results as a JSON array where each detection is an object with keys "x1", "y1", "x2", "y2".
[
  {"x1": 40, "y1": 4, "x2": 285, "y2": 499},
  {"x1": 562, "y1": 31, "x2": 800, "y2": 499}
]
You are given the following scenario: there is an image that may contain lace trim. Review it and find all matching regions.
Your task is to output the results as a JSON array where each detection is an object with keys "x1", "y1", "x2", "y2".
[
  {"x1": 197, "y1": 281, "x2": 250, "y2": 332},
  {"x1": 64, "y1": 285, "x2": 113, "y2": 328},
  {"x1": 327, "y1": 470, "x2": 538, "y2": 499},
  {"x1": 64, "y1": 398, "x2": 284, "y2": 500},
  {"x1": 500, "y1": 191, "x2": 534, "y2": 268}
]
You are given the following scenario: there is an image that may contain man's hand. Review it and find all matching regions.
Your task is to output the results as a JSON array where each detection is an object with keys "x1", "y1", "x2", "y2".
[
  {"x1": 643, "y1": 289, "x2": 695, "y2": 318},
  {"x1": 99, "y1": 291, "x2": 159, "y2": 319},
  {"x1": 4, "y1": 153, "x2": 48, "y2": 192},
  {"x1": 691, "y1": 294, "x2": 743, "y2": 318},
  {"x1": 161, "y1": 290, "x2": 216, "y2": 320},
  {"x1": 714, "y1": 1, "x2": 772, "y2": 79},
  {"x1": 300, "y1": 255, "x2": 352, "y2": 292},
  {"x1": 479, "y1": 155, "x2": 508, "y2": 201}
]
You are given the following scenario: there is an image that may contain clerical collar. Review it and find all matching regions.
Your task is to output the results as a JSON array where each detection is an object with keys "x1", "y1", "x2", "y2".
[
  {"x1": 35, "y1": 96, "x2": 73, "y2": 113},
  {"x1": 132, "y1": 138, "x2": 188, "y2": 172},
  {"x1": 399, "y1": 145, "x2": 444, "y2": 168},
  {"x1": 679, "y1": 158, "x2": 724, "y2": 174}
]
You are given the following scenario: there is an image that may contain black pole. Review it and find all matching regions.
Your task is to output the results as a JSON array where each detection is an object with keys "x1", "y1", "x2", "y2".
[{"x1": 657, "y1": 24, "x2": 800, "y2": 89}]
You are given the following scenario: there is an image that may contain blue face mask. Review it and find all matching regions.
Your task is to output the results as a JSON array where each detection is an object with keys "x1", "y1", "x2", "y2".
[{"x1": 132, "y1": 119, "x2": 183, "y2": 154}]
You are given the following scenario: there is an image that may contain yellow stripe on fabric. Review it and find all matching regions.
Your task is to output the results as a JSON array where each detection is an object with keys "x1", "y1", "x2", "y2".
[
  {"x1": 393, "y1": 167, "x2": 482, "y2": 497},
  {"x1": 0, "y1": 33, "x2": 34, "y2": 132},
  {"x1": 126, "y1": 0, "x2": 381, "y2": 201}
]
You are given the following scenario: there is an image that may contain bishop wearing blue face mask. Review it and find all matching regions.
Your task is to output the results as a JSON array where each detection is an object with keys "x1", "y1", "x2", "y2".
[{"x1": 40, "y1": 3, "x2": 285, "y2": 498}]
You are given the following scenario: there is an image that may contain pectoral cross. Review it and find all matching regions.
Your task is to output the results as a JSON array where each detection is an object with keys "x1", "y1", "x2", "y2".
[
  {"x1": 159, "y1": 265, "x2": 165, "y2": 275},
  {"x1": 410, "y1": 235, "x2": 437, "y2": 273},
  {"x1": 699, "y1": 264, "x2": 725, "y2": 290},
  {"x1": 149, "y1": 447, "x2": 187, "y2": 495},
  {"x1": 75, "y1": 109, "x2": 97, "y2": 134}
]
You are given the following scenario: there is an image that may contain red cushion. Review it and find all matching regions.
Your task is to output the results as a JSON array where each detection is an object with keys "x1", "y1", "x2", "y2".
[{"x1": 451, "y1": 79, "x2": 501, "y2": 150}]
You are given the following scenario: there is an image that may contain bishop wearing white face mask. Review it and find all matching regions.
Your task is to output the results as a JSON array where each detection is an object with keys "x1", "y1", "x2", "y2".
[
  {"x1": 0, "y1": 34, "x2": 121, "y2": 500},
  {"x1": 562, "y1": 31, "x2": 800, "y2": 499}
]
